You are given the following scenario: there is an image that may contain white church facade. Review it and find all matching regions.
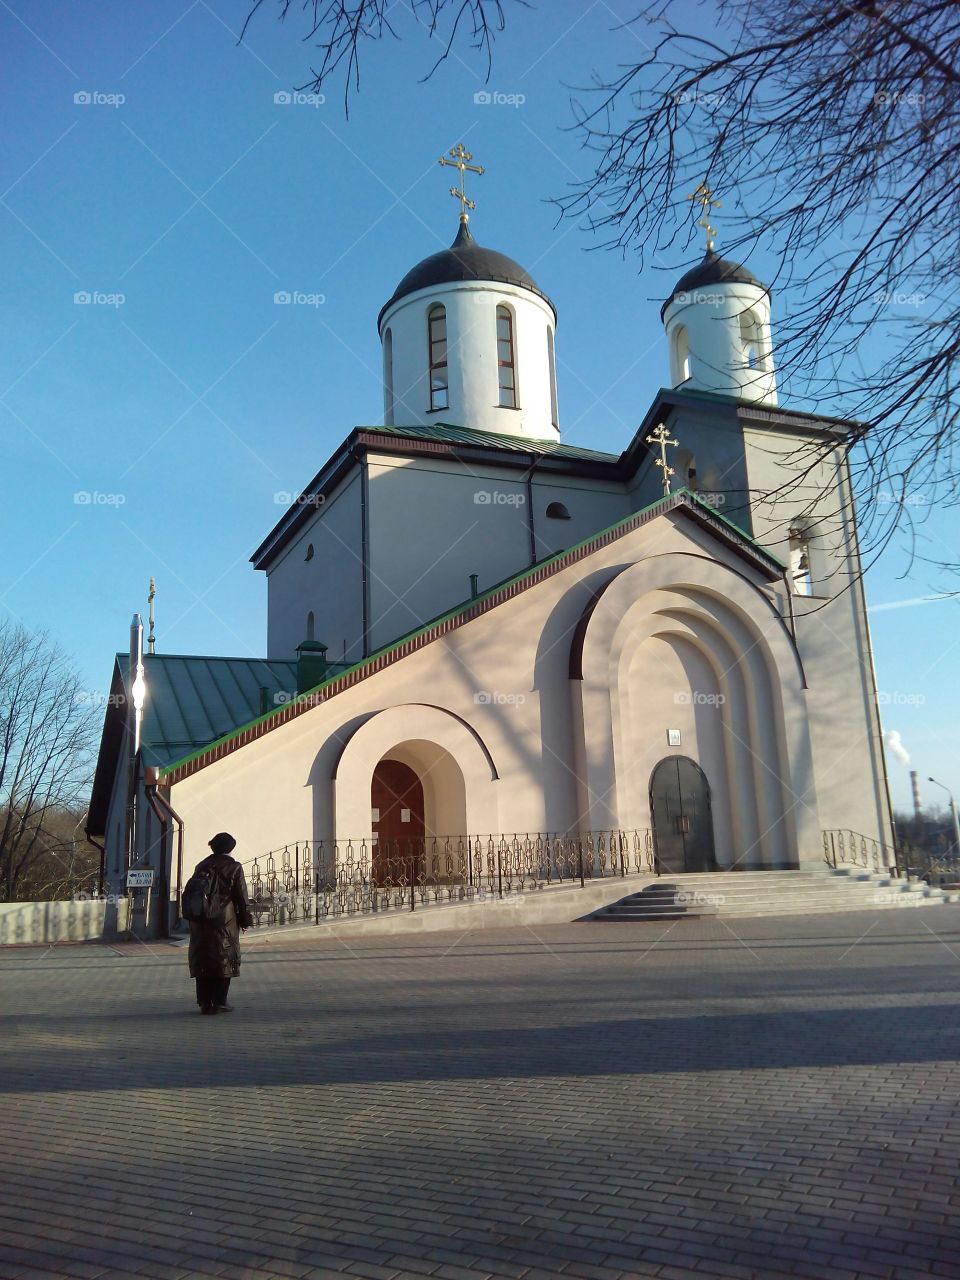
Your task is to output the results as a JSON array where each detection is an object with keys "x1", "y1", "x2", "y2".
[{"x1": 89, "y1": 162, "x2": 896, "y2": 930}]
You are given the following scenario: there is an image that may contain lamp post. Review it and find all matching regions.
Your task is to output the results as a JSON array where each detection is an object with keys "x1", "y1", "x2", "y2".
[{"x1": 928, "y1": 777, "x2": 960, "y2": 859}]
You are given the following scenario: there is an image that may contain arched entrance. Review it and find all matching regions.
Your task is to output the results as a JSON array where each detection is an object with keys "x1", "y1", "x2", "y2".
[
  {"x1": 371, "y1": 759, "x2": 425, "y2": 886},
  {"x1": 650, "y1": 756, "x2": 717, "y2": 874}
]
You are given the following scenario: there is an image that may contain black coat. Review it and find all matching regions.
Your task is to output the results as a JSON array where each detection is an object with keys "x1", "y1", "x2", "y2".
[{"x1": 187, "y1": 852, "x2": 255, "y2": 979}]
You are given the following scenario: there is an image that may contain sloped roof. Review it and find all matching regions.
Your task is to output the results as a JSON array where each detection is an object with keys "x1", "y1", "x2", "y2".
[
  {"x1": 369, "y1": 422, "x2": 620, "y2": 464},
  {"x1": 160, "y1": 490, "x2": 786, "y2": 787},
  {"x1": 87, "y1": 654, "x2": 299, "y2": 836}
]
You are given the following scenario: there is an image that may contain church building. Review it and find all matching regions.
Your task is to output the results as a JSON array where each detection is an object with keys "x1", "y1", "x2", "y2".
[{"x1": 88, "y1": 151, "x2": 896, "y2": 932}]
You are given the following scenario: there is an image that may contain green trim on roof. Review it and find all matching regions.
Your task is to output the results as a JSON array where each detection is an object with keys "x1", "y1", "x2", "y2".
[{"x1": 158, "y1": 489, "x2": 784, "y2": 781}]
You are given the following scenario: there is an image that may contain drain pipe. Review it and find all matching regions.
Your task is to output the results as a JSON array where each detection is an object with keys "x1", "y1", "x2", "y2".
[
  {"x1": 144, "y1": 767, "x2": 186, "y2": 927},
  {"x1": 87, "y1": 833, "x2": 106, "y2": 896}
]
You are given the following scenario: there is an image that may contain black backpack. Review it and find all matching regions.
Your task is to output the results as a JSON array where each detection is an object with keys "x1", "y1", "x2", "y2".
[{"x1": 181, "y1": 863, "x2": 228, "y2": 923}]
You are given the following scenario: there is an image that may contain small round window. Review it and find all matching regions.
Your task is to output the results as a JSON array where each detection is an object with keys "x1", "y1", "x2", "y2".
[{"x1": 546, "y1": 501, "x2": 571, "y2": 520}]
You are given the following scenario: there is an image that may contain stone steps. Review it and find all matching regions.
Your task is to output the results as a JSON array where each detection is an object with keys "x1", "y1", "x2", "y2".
[{"x1": 585, "y1": 868, "x2": 956, "y2": 922}]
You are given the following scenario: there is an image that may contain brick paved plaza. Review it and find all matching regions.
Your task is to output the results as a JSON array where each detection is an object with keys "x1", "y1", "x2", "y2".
[{"x1": 1, "y1": 909, "x2": 959, "y2": 1280}]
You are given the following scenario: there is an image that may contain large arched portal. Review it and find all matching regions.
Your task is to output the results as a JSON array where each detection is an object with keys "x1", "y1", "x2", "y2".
[{"x1": 650, "y1": 756, "x2": 717, "y2": 873}]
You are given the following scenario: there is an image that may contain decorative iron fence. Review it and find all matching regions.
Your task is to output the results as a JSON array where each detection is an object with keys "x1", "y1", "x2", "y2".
[
  {"x1": 240, "y1": 830, "x2": 656, "y2": 928},
  {"x1": 822, "y1": 829, "x2": 900, "y2": 877}
]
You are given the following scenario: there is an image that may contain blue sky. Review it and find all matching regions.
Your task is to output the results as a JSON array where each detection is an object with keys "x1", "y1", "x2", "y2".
[{"x1": 0, "y1": 0, "x2": 956, "y2": 813}]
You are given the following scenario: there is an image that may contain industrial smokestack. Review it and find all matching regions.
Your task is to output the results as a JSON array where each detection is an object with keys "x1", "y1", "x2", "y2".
[{"x1": 910, "y1": 770, "x2": 922, "y2": 823}]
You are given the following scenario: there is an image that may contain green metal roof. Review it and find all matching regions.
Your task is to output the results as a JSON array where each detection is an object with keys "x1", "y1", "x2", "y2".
[
  {"x1": 366, "y1": 422, "x2": 621, "y2": 464},
  {"x1": 116, "y1": 654, "x2": 299, "y2": 767}
]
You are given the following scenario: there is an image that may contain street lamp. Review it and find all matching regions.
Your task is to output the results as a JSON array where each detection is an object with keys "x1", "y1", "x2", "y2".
[{"x1": 928, "y1": 777, "x2": 960, "y2": 859}]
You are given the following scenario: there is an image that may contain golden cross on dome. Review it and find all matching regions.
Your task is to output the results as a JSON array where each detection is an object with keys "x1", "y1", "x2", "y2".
[
  {"x1": 646, "y1": 423, "x2": 680, "y2": 495},
  {"x1": 688, "y1": 182, "x2": 721, "y2": 251},
  {"x1": 440, "y1": 143, "x2": 484, "y2": 223}
]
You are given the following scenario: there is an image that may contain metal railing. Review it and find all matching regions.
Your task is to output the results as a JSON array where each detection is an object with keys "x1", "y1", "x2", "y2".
[
  {"x1": 239, "y1": 830, "x2": 656, "y2": 927},
  {"x1": 822, "y1": 829, "x2": 900, "y2": 877}
]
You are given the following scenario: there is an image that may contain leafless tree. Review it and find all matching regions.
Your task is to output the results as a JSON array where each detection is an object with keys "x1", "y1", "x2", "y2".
[
  {"x1": 242, "y1": 0, "x2": 959, "y2": 569},
  {"x1": 0, "y1": 621, "x2": 98, "y2": 901}
]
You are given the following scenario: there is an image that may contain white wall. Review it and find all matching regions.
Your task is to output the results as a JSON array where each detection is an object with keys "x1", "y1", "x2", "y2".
[
  {"x1": 266, "y1": 471, "x2": 364, "y2": 663},
  {"x1": 0, "y1": 898, "x2": 130, "y2": 945},
  {"x1": 381, "y1": 280, "x2": 560, "y2": 442},
  {"x1": 168, "y1": 510, "x2": 826, "y2": 879},
  {"x1": 742, "y1": 422, "x2": 894, "y2": 851},
  {"x1": 664, "y1": 281, "x2": 777, "y2": 406}
]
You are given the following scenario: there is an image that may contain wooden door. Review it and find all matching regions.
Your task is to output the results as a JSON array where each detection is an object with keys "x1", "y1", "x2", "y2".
[{"x1": 371, "y1": 759, "x2": 425, "y2": 886}]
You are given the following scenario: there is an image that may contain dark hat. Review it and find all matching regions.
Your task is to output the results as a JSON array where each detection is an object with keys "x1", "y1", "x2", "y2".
[{"x1": 208, "y1": 832, "x2": 237, "y2": 856}]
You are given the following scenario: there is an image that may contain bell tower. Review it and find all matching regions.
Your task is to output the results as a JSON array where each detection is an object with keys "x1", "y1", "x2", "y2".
[{"x1": 661, "y1": 185, "x2": 777, "y2": 406}]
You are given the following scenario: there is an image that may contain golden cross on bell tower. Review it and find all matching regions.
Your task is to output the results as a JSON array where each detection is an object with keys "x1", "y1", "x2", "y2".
[
  {"x1": 646, "y1": 423, "x2": 680, "y2": 495},
  {"x1": 439, "y1": 143, "x2": 484, "y2": 223},
  {"x1": 688, "y1": 182, "x2": 721, "y2": 252}
]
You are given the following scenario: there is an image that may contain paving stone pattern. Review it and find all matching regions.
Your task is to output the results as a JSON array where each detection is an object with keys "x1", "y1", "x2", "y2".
[{"x1": 1, "y1": 909, "x2": 959, "y2": 1280}]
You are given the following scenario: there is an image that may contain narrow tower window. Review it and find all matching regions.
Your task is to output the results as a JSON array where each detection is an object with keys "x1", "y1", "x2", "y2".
[
  {"x1": 788, "y1": 527, "x2": 814, "y2": 597},
  {"x1": 428, "y1": 305, "x2": 448, "y2": 412},
  {"x1": 674, "y1": 325, "x2": 690, "y2": 384},
  {"x1": 383, "y1": 327, "x2": 394, "y2": 425},
  {"x1": 547, "y1": 325, "x2": 558, "y2": 427},
  {"x1": 306, "y1": 610, "x2": 316, "y2": 641},
  {"x1": 740, "y1": 310, "x2": 763, "y2": 370},
  {"x1": 496, "y1": 305, "x2": 517, "y2": 408}
]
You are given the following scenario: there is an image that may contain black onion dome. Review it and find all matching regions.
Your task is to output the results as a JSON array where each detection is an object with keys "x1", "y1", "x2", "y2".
[
  {"x1": 378, "y1": 221, "x2": 556, "y2": 331},
  {"x1": 661, "y1": 249, "x2": 770, "y2": 320}
]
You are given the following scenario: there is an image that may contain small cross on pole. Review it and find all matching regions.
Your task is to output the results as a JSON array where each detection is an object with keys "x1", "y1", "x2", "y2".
[
  {"x1": 439, "y1": 143, "x2": 484, "y2": 223},
  {"x1": 646, "y1": 423, "x2": 680, "y2": 495},
  {"x1": 687, "y1": 182, "x2": 721, "y2": 251}
]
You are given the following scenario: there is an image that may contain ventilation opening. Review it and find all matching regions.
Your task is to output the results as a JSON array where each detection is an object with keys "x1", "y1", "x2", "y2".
[{"x1": 546, "y1": 501, "x2": 571, "y2": 520}]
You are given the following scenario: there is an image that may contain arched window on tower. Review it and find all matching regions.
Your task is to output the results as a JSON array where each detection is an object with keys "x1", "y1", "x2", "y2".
[
  {"x1": 427, "y1": 305, "x2": 448, "y2": 412},
  {"x1": 496, "y1": 305, "x2": 518, "y2": 408},
  {"x1": 306, "y1": 610, "x2": 316, "y2": 641},
  {"x1": 383, "y1": 327, "x2": 394, "y2": 425},
  {"x1": 674, "y1": 325, "x2": 690, "y2": 385},
  {"x1": 788, "y1": 526, "x2": 814, "y2": 597},
  {"x1": 546, "y1": 325, "x2": 558, "y2": 427},
  {"x1": 740, "y1": 310, "x2": 763, "y2": 370}
]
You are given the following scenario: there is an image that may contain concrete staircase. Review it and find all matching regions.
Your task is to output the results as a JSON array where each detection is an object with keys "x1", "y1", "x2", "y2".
[{"x1": 584, "y1": 866, "x2": 959, "y2": 923}]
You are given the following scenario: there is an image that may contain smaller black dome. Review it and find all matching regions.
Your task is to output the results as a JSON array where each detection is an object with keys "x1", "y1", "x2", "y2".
[
  {"x1": 661, "y1": 249, "x2": 769, "y2": 319},
  {"x1": 378, "y1": 221, "x2": 556, "y2": 331}
]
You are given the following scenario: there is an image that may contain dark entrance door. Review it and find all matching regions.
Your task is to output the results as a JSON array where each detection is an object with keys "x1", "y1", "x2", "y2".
[
  {"x1": 371, "y1": 759, "x2": 425, "y2": 887},
  {"x1": 650, "y1": 756, "x2": 717, "y2": 873}
]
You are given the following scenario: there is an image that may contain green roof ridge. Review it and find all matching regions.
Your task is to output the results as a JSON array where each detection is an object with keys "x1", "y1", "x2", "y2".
[{"x1": 159, "y1": 489, "x2": 781, "y2": 779}]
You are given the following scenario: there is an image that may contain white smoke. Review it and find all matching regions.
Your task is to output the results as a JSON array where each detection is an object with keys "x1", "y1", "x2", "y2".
[{"x1": 884, "y1": 729, "x2": 911, "y2": 767}]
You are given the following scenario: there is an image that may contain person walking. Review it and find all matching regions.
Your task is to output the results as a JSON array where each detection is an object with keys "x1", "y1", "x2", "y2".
[{"x1": 187, "y1": 832, "x2": 254, "y2": 1015}]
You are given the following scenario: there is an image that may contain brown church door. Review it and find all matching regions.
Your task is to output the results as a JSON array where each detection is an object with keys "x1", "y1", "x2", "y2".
[
  {"x1": 371, "y1": 759, "x2": 425, "y2": 887},
  {"x1": 650, "y1": 756, "x2": 717, "y2": 874}
]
